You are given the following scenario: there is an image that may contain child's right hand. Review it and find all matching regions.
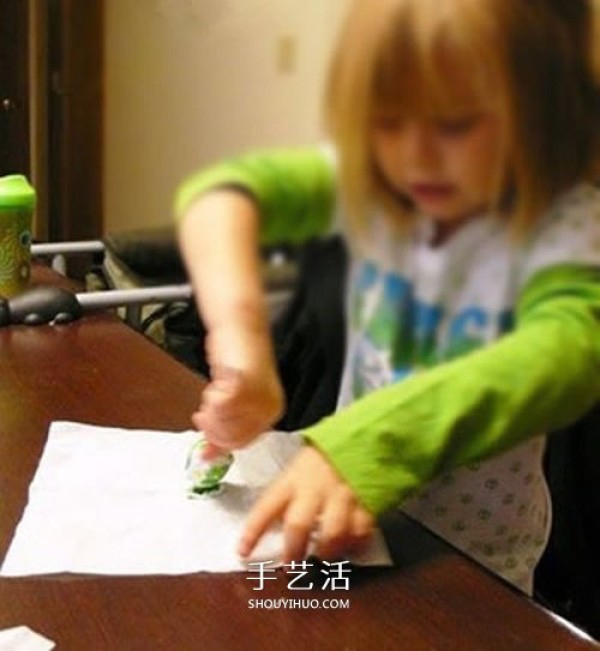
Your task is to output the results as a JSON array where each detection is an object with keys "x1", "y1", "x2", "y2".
[{"x1": 192, "y1": 326, "x2": 285, "y2": 459}]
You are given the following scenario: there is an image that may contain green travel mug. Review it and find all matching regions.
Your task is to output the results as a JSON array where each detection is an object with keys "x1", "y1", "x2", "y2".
[{"x1": 0, "y1": 175, "x2": 36, "y2": 297}]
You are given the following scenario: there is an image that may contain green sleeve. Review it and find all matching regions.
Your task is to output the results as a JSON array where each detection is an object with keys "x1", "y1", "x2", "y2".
[
  {"x1": 174, "y1": 146, "x2": 336, "y2": 246},
  {"x1": 304, "y1": 264, "x2": 600, "y2": 514}
]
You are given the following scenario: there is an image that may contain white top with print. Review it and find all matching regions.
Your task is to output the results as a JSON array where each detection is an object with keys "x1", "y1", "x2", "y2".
[{"x1": 336, "y1": 183, "x2": 600, "y2": 593}]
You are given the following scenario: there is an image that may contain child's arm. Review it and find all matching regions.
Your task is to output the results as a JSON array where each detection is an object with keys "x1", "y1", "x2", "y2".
[
  {"x1": 175, "y1": 147, "x2": 335, "y2": 455},
  {"x1": 240, "y1": 263, "x2": 600, "y2": 559},
  {"x1": 178, "y1": 190, "x2": 283, "y2": 456}
]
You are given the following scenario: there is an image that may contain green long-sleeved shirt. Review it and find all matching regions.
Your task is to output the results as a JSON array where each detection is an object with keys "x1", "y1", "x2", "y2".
[{"x1": 175, "y1": 147, "x2": 600, "y2": 516}]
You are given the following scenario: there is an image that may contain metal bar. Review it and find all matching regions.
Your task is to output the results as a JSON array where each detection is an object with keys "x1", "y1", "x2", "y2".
[
  {"x1": 31, "y1": 240, "x2": 106, "y2": 256},
  {"x1": 74, "y1": 284, "x2": 291, "y2": 321},
  {"x1": 75, "y1": 284, "x2": 193, "y2": 309},
  {"x1": 124, "y1": 304, "x2": 143, "y2": 329}
]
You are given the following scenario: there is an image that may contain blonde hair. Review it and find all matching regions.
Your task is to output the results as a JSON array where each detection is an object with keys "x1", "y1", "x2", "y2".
[{"x1": 325, "y1": 0, "x2": 600, "y2": 238}]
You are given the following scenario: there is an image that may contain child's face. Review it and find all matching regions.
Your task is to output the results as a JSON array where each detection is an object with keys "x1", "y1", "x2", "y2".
[{"x1": 370, "y1": 105, "x2": 507, "y2": 231}]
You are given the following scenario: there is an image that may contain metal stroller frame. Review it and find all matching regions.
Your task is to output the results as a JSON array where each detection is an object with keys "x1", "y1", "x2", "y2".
[
  {"x1": 24, "y1": 240, "x2": 292, "y2": 329},
  {"x1": 28, "y1": 239, "x2": 192, "y2": 329}
]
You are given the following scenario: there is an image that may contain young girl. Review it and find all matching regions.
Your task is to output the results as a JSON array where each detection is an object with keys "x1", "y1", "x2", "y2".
[{"x1": 175, "y1": 0, "x2": 600, "y2": 594}]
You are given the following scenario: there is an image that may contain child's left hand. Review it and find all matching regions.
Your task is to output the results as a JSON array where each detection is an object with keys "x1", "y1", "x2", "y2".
[{"x1": 238, "y1": 445, "x2": 375, "y2": 563}]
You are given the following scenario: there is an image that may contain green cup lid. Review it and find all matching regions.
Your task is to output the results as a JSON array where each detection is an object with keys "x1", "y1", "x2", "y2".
[{"x1": 0, "y1": 174, "x2": 36, "y2": 210}]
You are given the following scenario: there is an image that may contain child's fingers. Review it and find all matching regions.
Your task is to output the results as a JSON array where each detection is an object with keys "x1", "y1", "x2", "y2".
[
  {"x1": 345, "y1": 507, "x2": 375, "y2": 555},
  {"x1": 200, "y1": 378, "x2": 245, "y2": 417},
  {"x1": 190, "y1": 411, "x2": 228, "y2": 457},
  {"x1": 200, "y1": 439, "x2": 229, "y2": 461},
  {"x1": 201, "y1": 372, "x2": 277, "y2": 423},
  {"x1": 191, "y1": 410, "x2": 203, "y2": 431},
  {"x1": 315, "y1": 487, "x2": 353, "y2": 559},
  {"x1": 238, "y1": 484, "x2": 291, "y2": 559},
  {"x1": 192, "y1": 407, "x2": 265, "y2": 451},
  {"x1": 351, "y1": 506, "x2": 375, "y2": 540},
  {"x1": 281, "y1": 494, "x2": 321, "y2": 563}
]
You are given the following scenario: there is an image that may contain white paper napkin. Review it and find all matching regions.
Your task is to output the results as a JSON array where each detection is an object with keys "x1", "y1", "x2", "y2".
[
  {"x1": 0, "y1": 627, "x2": 55, "y2": 651},
  {"x1": 1, "y1": 422, "x2": 391, "y2": 577}
]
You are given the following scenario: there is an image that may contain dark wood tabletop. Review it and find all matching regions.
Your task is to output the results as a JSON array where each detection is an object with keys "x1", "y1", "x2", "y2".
[{"x1": 0, "y1": 276, "x2": 597, "y2": 650}]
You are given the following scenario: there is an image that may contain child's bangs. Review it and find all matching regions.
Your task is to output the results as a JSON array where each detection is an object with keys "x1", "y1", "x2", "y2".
[{"x1": 371, "y1": 0, "x2": 503, "y2": 118}]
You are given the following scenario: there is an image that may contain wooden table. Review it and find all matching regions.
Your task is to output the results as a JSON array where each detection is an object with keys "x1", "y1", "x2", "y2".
[{"x1": 0, "y1": 288, "x2": 597, "y2": 650}]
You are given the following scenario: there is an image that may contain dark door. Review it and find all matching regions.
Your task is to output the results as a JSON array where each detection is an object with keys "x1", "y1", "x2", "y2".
[
  {"x1": 0, "y1": 0, "x2": 30, "y2": 176},
  {"x1": 47, "y1": 0, "x2": 103, "y2": 241}
]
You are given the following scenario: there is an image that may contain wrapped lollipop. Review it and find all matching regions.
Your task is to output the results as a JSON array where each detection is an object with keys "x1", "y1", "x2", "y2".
[{"x1": 185, "y1": 437, "x2": 233, "y2": 496}]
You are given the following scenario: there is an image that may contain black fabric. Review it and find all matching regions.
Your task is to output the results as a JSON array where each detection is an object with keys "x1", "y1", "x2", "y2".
[
  {"x1": 103, "y1": 226, "x2": 187, "y2": 284},
  {"x1": 534, "y1": 405, "x2": 600, "y2": 639},
  {"x1": 160, "y1": 302, "x2": 209, "y2": 376},
  {"x1": 272, "y1": 235, "x2": 347, "y2": 431}
]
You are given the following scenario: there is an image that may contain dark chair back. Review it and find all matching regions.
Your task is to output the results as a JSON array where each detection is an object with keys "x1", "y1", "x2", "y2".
[{"x1": 534, "y1": 405, "x2": 600, "y2": 638}]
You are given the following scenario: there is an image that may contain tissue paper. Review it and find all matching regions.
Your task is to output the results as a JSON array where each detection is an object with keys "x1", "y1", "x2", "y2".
[
  {"x1": 1, "y1": 422, "x2": 391, "y2": 577},
  {"x1": 0, "y1": 626, "x2": 55, "y2": 651}
]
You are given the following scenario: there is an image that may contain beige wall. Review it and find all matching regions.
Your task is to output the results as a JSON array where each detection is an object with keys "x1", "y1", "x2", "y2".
[{"x1": 103, "y1": 0, "x2": 350, "y2": 235}]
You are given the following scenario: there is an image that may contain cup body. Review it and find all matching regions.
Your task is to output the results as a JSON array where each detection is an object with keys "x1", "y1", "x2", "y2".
[{"x1": 0, "y1": 175, "x2": 35, "y2": 298}]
